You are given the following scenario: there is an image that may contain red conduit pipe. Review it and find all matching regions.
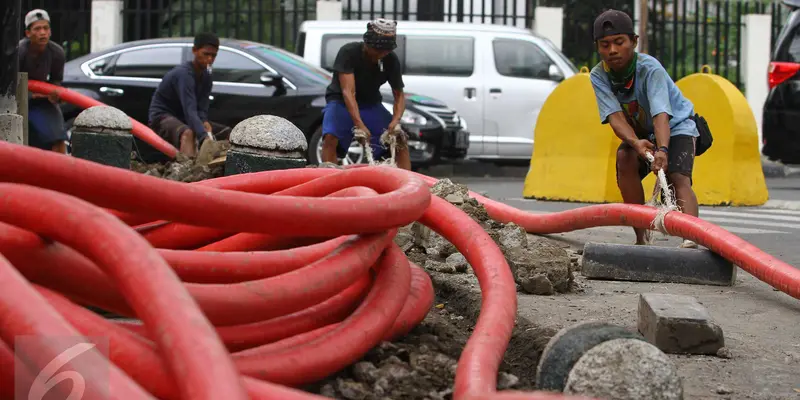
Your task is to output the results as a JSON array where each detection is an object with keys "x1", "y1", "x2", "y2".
[
  {"x1": 0, "y1": 139, "x2": 795, "y2": 400},
  {"x1": 0, "y1": 253, "x2": 156, "y2": 399},
  {"x1": 412, "y1": 173, "x2": 800, "y2": 301},
  {"x1": 33, "y1": 285, "x2": 333, "y2": 400},
  {"x1": 0, "y1": 144, "x2": 431, "y2": 237},
  {"x1": 0, "y1": 183, "x2": 249, "y2": 400},
  {"x1": 28, "y1": 80, "x2": 179, "y2": 159}
]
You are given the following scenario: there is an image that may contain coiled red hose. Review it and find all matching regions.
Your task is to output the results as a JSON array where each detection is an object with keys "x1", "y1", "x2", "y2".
[{"x1": 0, "y1": 139, "x2": 796, "y2": 400}]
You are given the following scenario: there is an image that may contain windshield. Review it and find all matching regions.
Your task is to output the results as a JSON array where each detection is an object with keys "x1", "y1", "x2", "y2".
[
  {"x1": 542, "y1": 37, "x2": 579, "y2": 73},
  {"x1": 247, "y1": 44, "x2": 333, "y2": 87}
]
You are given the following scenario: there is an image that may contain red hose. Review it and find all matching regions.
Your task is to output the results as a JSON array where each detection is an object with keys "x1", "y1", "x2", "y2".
[
  {"x1": 28, "y1": 79, "x2": 179, "y2": 159},
  {"x1": 0, "y1": 138, "x2": 796, "y2": 400}
]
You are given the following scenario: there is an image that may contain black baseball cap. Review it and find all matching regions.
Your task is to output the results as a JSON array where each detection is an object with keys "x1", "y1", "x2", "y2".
[{"x1": 593, "y1": 9, "x2": 635, "y2": 41}]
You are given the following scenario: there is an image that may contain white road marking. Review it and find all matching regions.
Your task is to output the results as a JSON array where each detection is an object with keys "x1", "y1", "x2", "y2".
[
  {"x1": 699, "y1": 209, "x2": 800, "y2": 222},
  {"x1": 715, "y1": 226, "x2": 789, "y2": 235},
  {"x1": 701, "y1": 216, "x2": 799, "y2": 230}
]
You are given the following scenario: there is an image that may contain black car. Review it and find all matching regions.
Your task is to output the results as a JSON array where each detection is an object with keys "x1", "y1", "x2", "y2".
[
  {"x1": 59, "y1": 37, "x2": 470, "y2": 167},
  {"x1": 763, "y1": 0, "x2": 800, "y2": 164}
]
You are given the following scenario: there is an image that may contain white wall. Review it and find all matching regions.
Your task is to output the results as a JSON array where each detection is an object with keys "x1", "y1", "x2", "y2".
[{"x1": 742, "y1": 13, "x2": 772, "y2": 151}]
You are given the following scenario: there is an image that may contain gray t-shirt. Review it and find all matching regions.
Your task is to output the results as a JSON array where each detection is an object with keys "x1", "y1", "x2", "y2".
[{"x1": 18, "y1": 38, "x2": 66, "y2": 84}]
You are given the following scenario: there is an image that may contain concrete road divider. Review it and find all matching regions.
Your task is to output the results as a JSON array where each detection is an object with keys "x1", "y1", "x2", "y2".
[
  {"x1": 524, "y1": 66, "x2": 768, "y2": 206},
  {"x1": 674, "y1": 66, "x2": 768, "y2": 206}
]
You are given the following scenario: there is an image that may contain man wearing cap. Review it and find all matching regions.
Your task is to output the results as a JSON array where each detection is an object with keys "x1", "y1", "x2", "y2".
[
  {"x1": 18, "y1": 9, "x2": 69, "y2": 153},
  {"x1": 320, "y1": 18, "x2": 411, "y2": 170},
  {"x1": 589, "y1": 9, "x2": 700, "y2": 248}
]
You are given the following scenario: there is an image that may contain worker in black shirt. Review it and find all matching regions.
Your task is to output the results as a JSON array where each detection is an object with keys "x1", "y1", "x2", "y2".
[
  {"x1": 148, "y1": 32, "x2": 227, "y2": 157},
  {"x1": 18, "y1": 9, "x2": 69, "y2": 153},
  {"x1": 321, "y1": 19, "x2": 410, "y2": 170}
]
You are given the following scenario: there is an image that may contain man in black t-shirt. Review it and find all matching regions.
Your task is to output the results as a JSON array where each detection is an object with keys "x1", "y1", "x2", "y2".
[
  {"x1": 18, "y1": 9, "x2": 69, "y2": 153},
  {"x1": 321, "y1": 18, "x2": 410, "y2": 169}
]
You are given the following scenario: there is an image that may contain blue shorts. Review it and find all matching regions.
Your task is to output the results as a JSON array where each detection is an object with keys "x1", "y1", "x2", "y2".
[
  {"x1": 321, "y1": 100, "x2": 392, "y2": 160},
  {"x1": 28, "y1": 100, "x2": 68, "y2": 150}
]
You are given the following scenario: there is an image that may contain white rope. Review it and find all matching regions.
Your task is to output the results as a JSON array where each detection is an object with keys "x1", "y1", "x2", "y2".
[
  {"x1": 644, "y1": 151, "x2": 680, "y2": 244},
  {"x1": 352, "y1": 126, "x2": 402, "y2": 167}
]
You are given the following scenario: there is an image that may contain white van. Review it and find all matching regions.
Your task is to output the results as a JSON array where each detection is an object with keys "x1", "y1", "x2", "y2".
[{"x1": 296, "y1": 20, "x2": 579, "y2": 162}]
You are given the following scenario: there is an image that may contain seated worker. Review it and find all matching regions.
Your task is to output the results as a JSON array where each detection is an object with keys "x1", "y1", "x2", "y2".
[
  {"x1": 589, "y1": 9, "x2": 700, "y2": 249},
  {"x1": 321, "y1": 18, "x2": 411, "y2": 170},
  {"x1": 18, "y1": 9, "x2": 69, "y2": 153},
  {"x1": 148, "y1": 32, "x2": 228, "y2": 157}
]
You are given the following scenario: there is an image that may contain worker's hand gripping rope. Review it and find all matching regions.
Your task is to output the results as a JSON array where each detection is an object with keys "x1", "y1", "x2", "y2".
[
  {"x1": 352, "y1": 125, "x2": 404, "y2": 167},
  {"x1": 644, "y1": 151, "x2": 680, "y2": 243}
]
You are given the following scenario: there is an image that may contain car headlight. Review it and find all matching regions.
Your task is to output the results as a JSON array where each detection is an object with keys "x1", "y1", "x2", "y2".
[
  {"x1": 382, "y1": 102, "x2": 428, "y2": 126},
  {"x1": 458, "y1": 116, "x2": 468, "y2": 130}
]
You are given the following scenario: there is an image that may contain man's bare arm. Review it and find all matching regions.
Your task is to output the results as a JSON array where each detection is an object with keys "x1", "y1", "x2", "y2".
[
  {"x1": 607, "y1": 112, "x2": 639, "y2": 146},
  {"x1": 391, "y1": 89, "x2": 405, "y2": 126},
  {"x1": 339, "y1": 73, "x2": 364, "y2": 129},
  {"x1": 652, "y1": 113, "x2": 671, "y2": 149}
]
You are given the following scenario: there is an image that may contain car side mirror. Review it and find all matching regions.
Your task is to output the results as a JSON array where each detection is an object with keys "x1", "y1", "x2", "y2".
[
  {"x1": 548, "y1": 64, "x2": 565, "y2": 82},
  {"x1": 260, "y1": 71, "x2": 283, "y2": 86},
  {"x1": 260, "y1": 71, "x2": 287, "y2": 96}
]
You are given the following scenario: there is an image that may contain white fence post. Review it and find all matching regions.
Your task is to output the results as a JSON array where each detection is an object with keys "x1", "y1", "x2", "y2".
[
  {"x1": 316, "y1": 0, "x2": 343, "y2": 20},
  {"x1": 91, "y1": 0, "x2": 124, "y2": 53},
  {"x1": 742, "y1": 13, "x2": 772, "y2": 151},
  {"x1": 534, "y1": 7, "x2": 564, "y2": 50}
]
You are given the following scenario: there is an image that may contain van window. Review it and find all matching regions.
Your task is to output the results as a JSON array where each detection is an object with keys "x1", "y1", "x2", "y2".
[
  {"x1": 405, "y1": 36, "x2": 474, "y2": 77},
  {"x1": 493, "y1": 39, "x2": 554, "y2": 80},
  {"x1": 321, "y1": 35, "x2": 362, "y2": 71}
]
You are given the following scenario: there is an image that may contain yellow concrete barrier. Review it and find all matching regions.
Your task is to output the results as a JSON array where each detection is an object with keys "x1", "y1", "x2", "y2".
[
  {"x1": 675, "y1": 66, "x2": 768, "y2": 206},
  {"x1": 523, "y1": 65, "x2": 768, "y2": 206}
]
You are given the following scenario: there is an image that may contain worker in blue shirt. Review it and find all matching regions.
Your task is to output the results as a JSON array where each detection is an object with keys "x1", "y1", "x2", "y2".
[
  {"x1": 589, "y1": 10, "x2": 700, "y2": 249},
  {"x1": 148, "y1": 32, "x2": 225, "y2": 157}
]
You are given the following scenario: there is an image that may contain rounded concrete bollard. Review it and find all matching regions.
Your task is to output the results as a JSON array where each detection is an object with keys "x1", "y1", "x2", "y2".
[
  {"x1": 224, "y1": 115, "x2": 308, "y2": 176},
  {"x1": 71, "y1": 105, "x2": 134, "y2": 169},
  {"x1": 535, "y1": 321, "x2": 683, "y2": 399},
  {"x1": 535, "y1": 321, "x2": 646, "y2": 392},
  {"x1": 564, "y1": 338, "x2": 684, "y2": 400}
]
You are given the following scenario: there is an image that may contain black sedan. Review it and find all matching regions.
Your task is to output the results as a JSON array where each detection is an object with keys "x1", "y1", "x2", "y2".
[
  {"x1": 763, "y1": 0, "x2": 800, "y2": 164},
  {"x1": 59, "y1": 37, "x2": 470, "y2": 166}
]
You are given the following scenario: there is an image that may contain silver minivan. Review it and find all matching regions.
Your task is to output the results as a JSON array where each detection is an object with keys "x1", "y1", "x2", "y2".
[{"x1": 296, "y1": 20, "x2": 579, "y2": 162}]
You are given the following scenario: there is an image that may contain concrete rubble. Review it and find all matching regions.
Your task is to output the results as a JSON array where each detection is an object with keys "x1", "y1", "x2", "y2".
[
  {"x1": 397, "y1": 178, "x2": 576, "y2": 296},
  {"x1": 130, "y1": 141, "x2": 229, "y2": 182}
]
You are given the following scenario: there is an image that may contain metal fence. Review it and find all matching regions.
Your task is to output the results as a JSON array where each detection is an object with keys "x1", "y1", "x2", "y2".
[
  {"x1": 637, "y1": 0, "x2": 784, "y2": 90},
  {"x1": 33, "y1": 0, "x2": 790, "y2": 93},
  {"x1": 122, "y1": 0, "x2": 318, "y2": 52},
  {"x1": 22, "y1": 0, "x2": 91, "y2": 60}
]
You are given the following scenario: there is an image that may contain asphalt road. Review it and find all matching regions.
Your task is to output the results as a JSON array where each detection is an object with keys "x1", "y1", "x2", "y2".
[{"x1": 443, "y1": 174, "x2": 800, "y2": 268}]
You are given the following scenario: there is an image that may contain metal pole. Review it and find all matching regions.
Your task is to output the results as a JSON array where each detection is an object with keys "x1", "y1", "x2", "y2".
[
  {"x1": 0, "y1": 0, "x2": 24, "y2": 144},
  {"x1": 16, "y1": 72, "x2": 28, "y2": 145}
]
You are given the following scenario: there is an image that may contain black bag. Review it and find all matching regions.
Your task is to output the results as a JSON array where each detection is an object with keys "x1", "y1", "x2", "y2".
[{"x1": 691, "y1": 113, "x2": 713, "y2": 156}]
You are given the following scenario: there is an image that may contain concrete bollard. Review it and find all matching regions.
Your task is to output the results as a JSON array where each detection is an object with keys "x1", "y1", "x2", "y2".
[
  {"x1": 536, "y1": 321, "x2": 683, "y2": 399},
  {"x1": 224, "y1": 115, "x2": 308, "y2": 176},
  {"x1": 71, "y1": 105, "x2": 134, "y2": 169}
]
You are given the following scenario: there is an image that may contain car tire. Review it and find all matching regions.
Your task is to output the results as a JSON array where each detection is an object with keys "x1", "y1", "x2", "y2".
[
  {"x1": 308, "y1": 126, "x2": 324, "y2": 165},
  {"x1": 308, "y1": 125, "x2": 367, "y2": 166}
]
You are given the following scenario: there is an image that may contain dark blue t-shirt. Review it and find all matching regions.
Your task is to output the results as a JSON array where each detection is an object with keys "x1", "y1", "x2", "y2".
[{"x1": 148, "y1": 61, "x2": 212, "y2": 136}]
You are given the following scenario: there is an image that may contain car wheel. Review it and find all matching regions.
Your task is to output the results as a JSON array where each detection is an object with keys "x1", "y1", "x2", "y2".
[
  {"x1": 65, "y1": 117, "x2": 75, "y2": 155},
  {"x1": 308, "y1": 126, "x2": 367, "y2": 166}
]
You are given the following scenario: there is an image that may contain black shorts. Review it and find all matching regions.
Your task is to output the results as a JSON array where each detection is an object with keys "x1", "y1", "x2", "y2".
[
  {"x1": 149, "y1": 115, "x2": 230, "y2": 148},
  {"x1": 618, "y1": 134, "x2": 697, "y2": 182}
]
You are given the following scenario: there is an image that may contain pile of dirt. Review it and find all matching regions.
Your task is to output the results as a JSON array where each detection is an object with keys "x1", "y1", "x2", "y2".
[
  {"x1": 401, "y1": 178, "x2": 576, "y2": 296},
  {"x1": 130, "y1": 141, "x2": 229, "y2": 182},
  {"x1": 305, "y1": 305, "x2": 531, "y2": 400}
]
